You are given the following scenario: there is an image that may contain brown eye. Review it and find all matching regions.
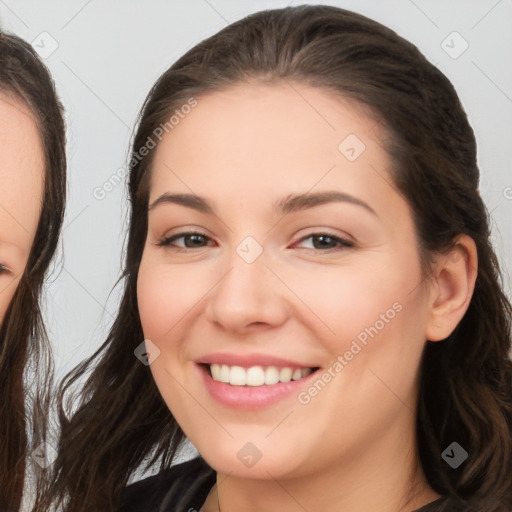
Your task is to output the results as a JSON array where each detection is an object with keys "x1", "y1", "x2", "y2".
[
  {"x1": 293, "y1": 232, "x2": 354, "y2": 252},
  {"x1": 156, "y1": 231, "x2": 214, "y2": 250}
]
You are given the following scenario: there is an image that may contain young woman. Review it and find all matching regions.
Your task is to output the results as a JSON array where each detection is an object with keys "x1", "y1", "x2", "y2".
[
  {"x1": 46, "y1": 5, "x2": 511, "y2": 512},
  {"x1": 0, "y1": 31, "x2": 66, "y2": 511}
]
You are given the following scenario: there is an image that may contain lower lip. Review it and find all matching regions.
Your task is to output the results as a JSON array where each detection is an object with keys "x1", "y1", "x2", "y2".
[{"x1": 198, "y1": 364, "x2": 319, "y2": 410}]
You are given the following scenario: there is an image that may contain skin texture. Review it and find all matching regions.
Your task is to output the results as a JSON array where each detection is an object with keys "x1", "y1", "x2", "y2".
[
  {"x1": 137, "y1": 82, "x2": 477, "y2": 512},
  {"x1": 0, "y1": 93, "x2": 44, "y2": 323}
]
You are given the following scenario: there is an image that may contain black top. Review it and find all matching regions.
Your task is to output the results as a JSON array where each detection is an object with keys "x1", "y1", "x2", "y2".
[{"x1": 118, "y1": 456, "x2": 453, "y2": 512}]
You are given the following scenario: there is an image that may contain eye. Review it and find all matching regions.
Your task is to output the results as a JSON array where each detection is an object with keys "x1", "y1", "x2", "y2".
[
  {"x1": 0, "y1": 263, "x2": 13, "y2": 274},
  {"x1": 292, "y1": 232, "x2": 354, "y2": 252},
  {"x1": 156, "y1": 231, "x2": 215, "y2": 251},
  {"x1": 156, "y1": 230, "x2": 354, "y2": 253}
]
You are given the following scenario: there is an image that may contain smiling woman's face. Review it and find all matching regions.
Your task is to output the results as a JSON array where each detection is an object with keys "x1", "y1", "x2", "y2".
[
  {"x1": 0, "y1": 93, "x2": 44, "y2": 323},
  {"x1": 137, "y1": 82, "x2": 433, "y2": 481}
]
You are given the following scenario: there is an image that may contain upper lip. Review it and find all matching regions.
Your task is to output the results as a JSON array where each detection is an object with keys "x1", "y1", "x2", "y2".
[{"x1": 195, "y1": 352, "x2": 319, "y2": 369}]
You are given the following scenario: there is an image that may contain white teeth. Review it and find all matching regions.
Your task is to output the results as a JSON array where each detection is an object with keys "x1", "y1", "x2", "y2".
[
  {"x1": 264, "y1": 366, "x2": 280, "y2": 385},
  {"x1": 246, "y1": 366, "x2": 265, "y2": 386},
  {"x1": 279, "y1": 367, "x2": 293, "y2": 383},
  {"x1": 210, "y1": 363, "x2": 221, "y2": 381},
  {"x1": 208, "y1": 364, "x2": 315, "y2": 386},
  {"x1": 292, "y1": 368, "x2": 302, "y2": 381},
  {"x1": 220, "y1": 364, "x2": 230, "y2": 383},
  {"x1": 230, "y1": 365, "x2": 246, "y2": 386}
]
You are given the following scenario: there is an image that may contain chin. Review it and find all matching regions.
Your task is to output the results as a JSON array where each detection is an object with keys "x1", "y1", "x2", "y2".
[{"x1": 193, "y1": 434, "x2": 313, "y2": 480}]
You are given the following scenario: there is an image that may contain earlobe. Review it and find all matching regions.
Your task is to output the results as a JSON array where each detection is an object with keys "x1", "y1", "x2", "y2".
[{"x1": 425, "y1": 234, "x2": 478, "y2": 342}]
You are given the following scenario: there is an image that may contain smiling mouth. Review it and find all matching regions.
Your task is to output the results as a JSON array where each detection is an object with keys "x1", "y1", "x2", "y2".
[{"x1": 202, "y1": 363, "x2": 320, "y2": 387}]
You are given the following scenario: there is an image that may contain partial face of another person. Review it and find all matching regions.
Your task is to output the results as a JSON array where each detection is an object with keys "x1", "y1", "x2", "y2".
[
  {"x1": 0, "y1": 93, "x2": 44, "y2": 323},
  {"x1": 137, "y1": 82, "x2": 436, "y2": 479}
]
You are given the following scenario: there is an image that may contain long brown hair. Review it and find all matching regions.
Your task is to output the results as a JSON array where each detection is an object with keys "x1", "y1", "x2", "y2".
[
  {"x1": 0, "y1": 31, "x2": 67, "y2": 511},
  {"x1": 45, "y1": 5, "x2": 511, "y2": 511}
]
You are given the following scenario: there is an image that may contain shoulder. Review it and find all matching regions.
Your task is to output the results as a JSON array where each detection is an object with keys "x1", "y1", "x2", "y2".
[{"x1": 118, "y1": 455, "x2": 216, "y2": 512}]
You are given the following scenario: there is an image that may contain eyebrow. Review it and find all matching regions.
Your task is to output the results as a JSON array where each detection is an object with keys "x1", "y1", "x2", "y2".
[{"x1": 148, "y1": 190, "x2": 377, "y2": 217}]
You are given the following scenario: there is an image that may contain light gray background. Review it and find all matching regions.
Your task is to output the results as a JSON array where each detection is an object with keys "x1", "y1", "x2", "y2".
[{"x1": 1, "y1": 0, "x2": 511, "y2": 450}]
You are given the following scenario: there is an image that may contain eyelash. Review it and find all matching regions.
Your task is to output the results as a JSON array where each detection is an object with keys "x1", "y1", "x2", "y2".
[
  {"x1": 0, "y1": 263, "x2": 12, "y2": 274},
  {"x1": 156, "y1": 230, "x2": 354, "y2": 253}
]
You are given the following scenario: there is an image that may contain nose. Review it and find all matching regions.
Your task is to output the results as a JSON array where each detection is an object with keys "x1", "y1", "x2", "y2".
[{"x1": 205, "y1": 246, "x2": 289, "y2": 333}]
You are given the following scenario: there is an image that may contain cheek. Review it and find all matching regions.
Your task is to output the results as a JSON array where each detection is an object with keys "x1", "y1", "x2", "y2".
[
  {"x1": 315, "y1": 260, "x2": 427, "y2": 408},
  {"x1": 137, "y1": 256, "x2": 209, "y2": 429},
  {"x1": 136, "y1": 254, "x2": 216, "y2": 364},
  {"x1": 283, "y1": 260, "x2": 411, "y2": 346},
  {"x1": 138, "y1": 258, "x2": 192, "y2": 338},
  {"x1": 137, "y1": 263, "x2": 169, "y2": 340},
  {"x1": 293, "y1": 252, "x2": 426, "y2": 392}
]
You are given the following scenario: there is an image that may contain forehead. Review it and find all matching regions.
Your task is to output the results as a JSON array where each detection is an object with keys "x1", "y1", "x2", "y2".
[
  {"x1": 0, "y1": 92, "x2": 45, "y2": 248},
  {"x1": 152, "y1": 82, "x2": 387, "y2": 177},
  {"x1": 0, "y1": 91, "x2": 43, "y2": 172},
  {"x1": 147, "y1": 82, "x2": 418, "y2": 237},
  {"x1": 159, "y1": 82, "x2": 377, "y2": 152}
]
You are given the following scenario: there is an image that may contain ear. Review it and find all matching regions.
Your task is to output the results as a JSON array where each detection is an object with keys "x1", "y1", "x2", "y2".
[{"x1": 425, "y1": 234, "x2": 478, "y2": 342}]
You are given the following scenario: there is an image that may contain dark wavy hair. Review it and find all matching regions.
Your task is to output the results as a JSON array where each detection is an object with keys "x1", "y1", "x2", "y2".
[
  {"x1": 0, "y1": 31, "x2": 66, "y2": 511},
  {"x1": 44, "y1": 5, "x2": 512, "y2": 512}
]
